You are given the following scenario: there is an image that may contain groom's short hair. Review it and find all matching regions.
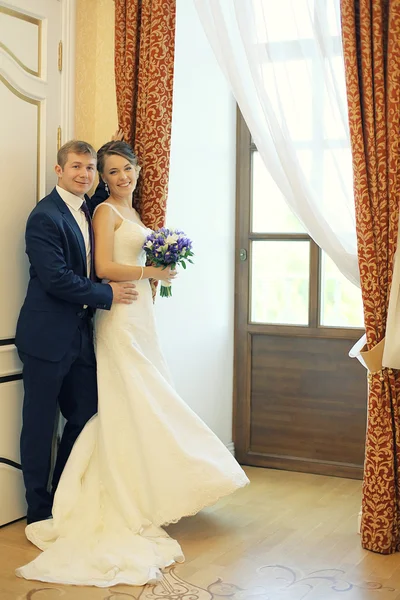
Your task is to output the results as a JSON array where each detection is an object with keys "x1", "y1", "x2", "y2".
[{"x1": 57, "y1": 140, "x2": 97, "y2": 169}]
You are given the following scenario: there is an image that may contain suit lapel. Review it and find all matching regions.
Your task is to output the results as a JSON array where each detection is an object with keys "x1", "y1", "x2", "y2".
[{"x1": 50, "y1": 188, "x2": 87, "y2": 272}]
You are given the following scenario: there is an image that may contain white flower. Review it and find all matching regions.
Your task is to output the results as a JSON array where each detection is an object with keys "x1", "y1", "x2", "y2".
[
  {"x1": 145, "y1": 241, "x2": 153, "y2": 248},
  {"x1": 166, "y1": 234, "x2": 178, "y2": 244}
]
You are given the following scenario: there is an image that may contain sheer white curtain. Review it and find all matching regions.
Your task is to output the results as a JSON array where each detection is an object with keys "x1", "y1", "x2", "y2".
[{"x1": 194, "y1": 0, "x2": 359, "y2": 287}]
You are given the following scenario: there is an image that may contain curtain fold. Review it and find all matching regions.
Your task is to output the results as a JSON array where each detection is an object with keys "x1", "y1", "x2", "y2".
[
  {"x1": 114, "y1": 0, "x2": 176, "y2": 230},
  {"x1": 341, "y1": 0, "x2": 400, "y2": 553}
]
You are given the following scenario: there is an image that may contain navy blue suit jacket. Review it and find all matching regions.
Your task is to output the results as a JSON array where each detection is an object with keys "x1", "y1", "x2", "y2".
[{"x1": 15, "y1": 187, "x2": 113, "y2": 362}]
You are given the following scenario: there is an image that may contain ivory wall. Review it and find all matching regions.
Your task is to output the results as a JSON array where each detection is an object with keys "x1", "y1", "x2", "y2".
[{"x1": 74, "y1": 0, "x2": 236, "y2": 445}]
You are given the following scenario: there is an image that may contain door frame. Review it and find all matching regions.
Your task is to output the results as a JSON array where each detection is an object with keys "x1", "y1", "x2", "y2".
[{"x1": 233, "y1": 108, "x2": 365, "y2": 478}]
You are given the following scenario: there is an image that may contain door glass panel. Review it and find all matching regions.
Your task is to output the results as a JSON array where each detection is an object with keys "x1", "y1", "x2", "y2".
[
  {"x1": 320, "y1": 252, "x2": 363, "y2": 327},
  {"x1": 252, "y1": 152, "x2": 306, "y2": 233},
  {"x1": 251, "y1": 240, "x2": 310, "y2": 325}
]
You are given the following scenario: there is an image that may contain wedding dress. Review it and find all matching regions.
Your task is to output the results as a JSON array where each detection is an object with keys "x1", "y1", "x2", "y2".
[{"x1": 16, "y1": 203, "x2": 249, "y2": 587}]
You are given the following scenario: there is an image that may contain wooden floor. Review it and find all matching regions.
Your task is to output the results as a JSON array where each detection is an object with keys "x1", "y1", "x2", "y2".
[{"x1": 2, "y1": 466, "x2": 400, "y2": 600}]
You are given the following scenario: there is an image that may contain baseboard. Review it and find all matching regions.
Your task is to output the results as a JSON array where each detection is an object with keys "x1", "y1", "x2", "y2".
[{"x1": 226, "y1": 442, "x2": 235, "y2": 456}]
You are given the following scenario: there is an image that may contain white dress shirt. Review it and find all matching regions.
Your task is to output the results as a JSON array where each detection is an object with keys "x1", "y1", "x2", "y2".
[{"x1": 56, "y1": 185, "x2": 91, "y2": 277}]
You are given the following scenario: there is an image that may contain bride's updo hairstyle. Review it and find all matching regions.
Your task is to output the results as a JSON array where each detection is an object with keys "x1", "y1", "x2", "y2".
[
  {"x1": 96, "y1": 140, "x2": 140, "y2": 177},
  {"x1": 97, "y1": 140, "x2": 141, "y2": 210}
]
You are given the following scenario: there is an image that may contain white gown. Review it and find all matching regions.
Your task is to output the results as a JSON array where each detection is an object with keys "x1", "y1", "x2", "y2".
[{"x1": 16, "y1": 203, "x2": 249, "y2": 587}]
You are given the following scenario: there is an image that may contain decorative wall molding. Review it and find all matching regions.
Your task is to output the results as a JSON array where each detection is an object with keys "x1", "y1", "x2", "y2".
[
  {"x1": 0, "y1": 5, "x2": 42, "y2": 77},
  {"x1": 60, "y1": 0, "x2": 76, "y2": 141},
  {"x1": 0, "y1": 457, "x2": 21, "y2": 469}
]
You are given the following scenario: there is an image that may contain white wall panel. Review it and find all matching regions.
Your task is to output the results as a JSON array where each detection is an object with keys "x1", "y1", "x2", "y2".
[{"x1": 0, "y1": 465, "x2": 26, "y2": 526}]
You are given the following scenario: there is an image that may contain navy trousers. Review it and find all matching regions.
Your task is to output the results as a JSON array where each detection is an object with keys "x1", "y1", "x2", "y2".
[{"x1": 19, "y1": 315, "x2": 98, "y2": 524}]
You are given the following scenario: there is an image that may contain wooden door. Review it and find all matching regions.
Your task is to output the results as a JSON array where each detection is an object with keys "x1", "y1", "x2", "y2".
[{"x1": 234, "y1": 114, "x2": 367, "y2": 480}]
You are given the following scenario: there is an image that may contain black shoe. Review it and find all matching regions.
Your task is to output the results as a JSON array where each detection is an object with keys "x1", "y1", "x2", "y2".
[{"x1": 26, "y1": 515, "x2": 52, "y2": 525}]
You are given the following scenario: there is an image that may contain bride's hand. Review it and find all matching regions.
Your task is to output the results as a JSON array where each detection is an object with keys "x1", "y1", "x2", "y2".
[
  {"x1": 148, "y1": 266, "x2": 178, "y2": 282},
  {"x1": 111, "y1": 128, "x2": 124, "y2": 141},
  {"x1": 162, "y1": 267, "x2": 178, "y2": 284}
]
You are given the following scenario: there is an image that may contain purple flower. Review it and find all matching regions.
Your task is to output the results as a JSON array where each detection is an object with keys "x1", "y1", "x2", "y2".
[{"x1": 143, "y1": 228, "x2": 194, "y2": 272}]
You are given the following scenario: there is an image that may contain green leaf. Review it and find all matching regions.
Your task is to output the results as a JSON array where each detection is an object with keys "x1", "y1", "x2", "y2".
[{"x1": 181, "y1": 260, "x2": 187, "y2": 269}]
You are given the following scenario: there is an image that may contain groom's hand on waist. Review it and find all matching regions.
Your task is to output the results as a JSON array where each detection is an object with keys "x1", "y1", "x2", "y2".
[{"x1": 109, "y1": 282, "x2": 138, "y2": 304}]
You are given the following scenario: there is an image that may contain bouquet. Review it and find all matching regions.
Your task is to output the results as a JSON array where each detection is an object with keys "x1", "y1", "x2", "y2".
[{"x1": 143, "y1": 228, "x2": 194, "y2": 297}]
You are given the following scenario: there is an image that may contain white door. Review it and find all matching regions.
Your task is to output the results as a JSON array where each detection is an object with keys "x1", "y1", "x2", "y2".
[{"x1": 0, "y1": 0, "x2": 62, "y2": 525}]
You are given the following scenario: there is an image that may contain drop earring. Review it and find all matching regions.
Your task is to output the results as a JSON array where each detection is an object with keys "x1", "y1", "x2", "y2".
[{"x1": 105, "y1": 182, "x2": 109, "y2": 195}]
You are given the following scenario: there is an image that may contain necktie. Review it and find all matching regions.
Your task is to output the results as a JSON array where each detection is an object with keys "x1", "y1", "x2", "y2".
[{"x1": 81, "y1": 200, "x2": 96, "y2": 281}]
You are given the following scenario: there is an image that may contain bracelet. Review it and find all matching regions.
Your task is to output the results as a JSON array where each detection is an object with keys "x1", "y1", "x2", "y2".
[{"x1": 138, "y1": 266, "x2": 144, "y2": 281}]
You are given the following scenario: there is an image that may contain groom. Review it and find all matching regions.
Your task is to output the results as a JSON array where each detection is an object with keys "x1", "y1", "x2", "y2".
[{"x1": 15, "y1": 140, "x2": 137, "y2": 525}]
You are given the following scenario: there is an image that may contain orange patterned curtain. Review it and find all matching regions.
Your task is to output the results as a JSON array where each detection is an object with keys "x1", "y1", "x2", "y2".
[
  {"x1": 341, "y1": 0, "x2": 400, "y2": 553},
  {"x1": 114, "y1": 0, "x2": 176, "y2": 230}
]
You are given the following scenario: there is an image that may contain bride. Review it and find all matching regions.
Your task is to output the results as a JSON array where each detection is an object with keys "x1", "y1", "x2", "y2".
[{"x1": 16, "y1": 140, "x2": 249, "y2": 587}]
